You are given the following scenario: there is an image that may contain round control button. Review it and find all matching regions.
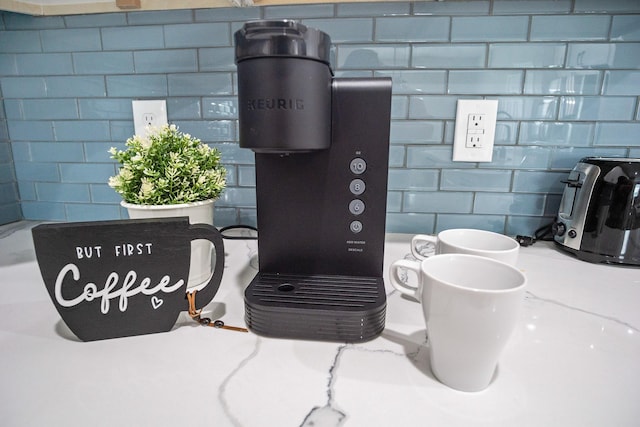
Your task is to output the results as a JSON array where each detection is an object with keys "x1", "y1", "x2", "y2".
[
  {"x1": 553, "y1": 222, "x2": 566, "y2": 237},
  {"x1": 349, "y1": 179, "x2": 366, "y2": 195},
  {"x1": 350, "y1": 158, "x2": 367, "y2": 175},
  {"x1": 349, "y1": 199, "x2": 365, "y2": 216},
  {"x1": 350, "y1": 221, "x2": 363, "y2": 233}
]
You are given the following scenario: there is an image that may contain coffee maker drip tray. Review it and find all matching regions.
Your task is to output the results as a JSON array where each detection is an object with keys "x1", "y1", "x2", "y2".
[{"x1": 244, "y1": 272, "x2": 386, "y2": 342}]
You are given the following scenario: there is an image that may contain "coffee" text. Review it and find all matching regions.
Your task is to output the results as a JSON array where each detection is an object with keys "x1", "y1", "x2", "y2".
[{"x1": 54, "y1": 263, "x2": 184, "y2": 314}]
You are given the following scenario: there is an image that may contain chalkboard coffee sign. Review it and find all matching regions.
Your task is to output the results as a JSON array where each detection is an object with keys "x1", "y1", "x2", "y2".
[{"x1": 32, "y1": 218, "x2": 225, "y2": 341}]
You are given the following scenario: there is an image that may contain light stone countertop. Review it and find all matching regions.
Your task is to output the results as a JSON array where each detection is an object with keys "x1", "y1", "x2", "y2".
[{"x1": 1, "y1": 221, "x2": 638, "y2": 426}]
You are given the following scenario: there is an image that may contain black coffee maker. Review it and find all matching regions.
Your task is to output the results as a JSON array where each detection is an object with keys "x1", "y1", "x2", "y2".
[{"x1": 234, "y1": 20, "x2": 392, "y2": 342}]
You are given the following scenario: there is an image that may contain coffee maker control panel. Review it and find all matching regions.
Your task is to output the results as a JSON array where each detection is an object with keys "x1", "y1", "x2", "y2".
[{"x1": 349, "y1": 158, "x2": 368, "y2": 233}]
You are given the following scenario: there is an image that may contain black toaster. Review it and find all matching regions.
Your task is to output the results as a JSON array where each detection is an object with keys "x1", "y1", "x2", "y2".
[{"x1": 554, "y1": 157, "x2": 640, "y2": 266}]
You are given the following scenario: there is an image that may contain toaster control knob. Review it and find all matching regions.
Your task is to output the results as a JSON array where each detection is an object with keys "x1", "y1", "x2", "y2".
[
  {"x1": 568, "y1": 229, "x2": 577, "y2": 238},
  {"x1": 553, "y1": 222, "x2": 566, "y2": 237}
]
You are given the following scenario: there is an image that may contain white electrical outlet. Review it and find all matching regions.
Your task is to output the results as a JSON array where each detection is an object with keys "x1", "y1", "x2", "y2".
[
  {"x1": 453, "y1": 100, "x2": 498, "y2": 162},
  {"x1": 132, "y1": 100, "x2": 168, "y2": 136}
]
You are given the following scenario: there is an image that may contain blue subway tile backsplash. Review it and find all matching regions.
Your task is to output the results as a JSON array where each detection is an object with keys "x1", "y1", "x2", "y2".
[
  {"x1": 413, "y1": 0, "x2": 489, "y2": 15},
  {"x1": 603, "y1": 71, "x2": 640, "y2": 95},
  {"x1": 106, "y1": 75, "x2": 167, "y2": 97},
  {"x1": 451, "y1": 16, "x2": 528, "y2": 41},
  {"x1": 164, "y1": 23, "x2": 230, "y2": 48},
  {"x1": 29, "y1": 142, "x2": 85, "y2": 162},
  {"x1": 405, "y1": 191, "x2": 474, "y2": 214},
  {"x1": 448, "y1": 70, "x2": 523, "y2": 94},
  {"x1": 488, "y1": 43, "x2": 566, "y2": 69},
  {"x1": 574, "y1": 0, "x2": 640, "y2": 13},
  {"x1": 167, "y1": 73, "x2": 233, "y2": 96},
  {"x1": 593, "y1": 123, "x2": 640, "y2": 146},
  {"x1": 198, "y1": 47, "x2": 236, "y2": 71},
  {"x1": 101, "y1": 26, "x2": 165, "y2": 50},
  {"x1": 263, "y1": 4, "x2": 335, "y2": 19},
  {"x1": 36, "y1": 182, "x2": 90, "y2": 202},
  {"x1": 374, "y1": 70, "x2": 447, "y2": 95},
  {"x1": 0, "y1": 0, "x2": 639, "y2": 235},
  {"x1": 558, "y1": 96, "x2": 637, "y2": 121},
  {"x1": 63, "y1": 12, "x2": 126, "y2": 28},
  {"x1": 338, "y1": 44, "x2": 410, "y2": 68},
  {"x1": 15, "y1": 99, "x2": 79, "y2": 120},
  {"x1": 492, "y1": 0, "x2": 572, "y2": 15},
  {"x1": 134, "y1": 49, "x2": 198, "y2": 74},
  {"x1": 518, "y1": 122, "x2": 594, "y2": 146},
  {"x1": 0, "y1": 30, "x2": 40, "y2": 52},
  {"x1": 440, "y1": 169, "x2": 511, "y2": 192},
  {"x1": 15, "y1": 53, "x2": 73, "y2": 75},
  {"x1": 54, "y1": 121, "x2": 111, "y2": 141},
  {"x1": 610, "y1": 15, "x2": 640, "y2": 41},
  {"x1": 41, "y1": 28, "x2": 101, "y2": 52},
  {"x1": 47, "y1": 76, "x2": 107, "y2": 97},
  {"x1": 8, "y1": 121, "x2": 54, "y2": 141},
  {"x1": 3, "y1": 13, "x2": 63, "y2": 29},
  {"x1": 303, "y1": 18, "x2": 373, "y2": 42},
  {"x1": 73, "y1": 52, "x2": 135, "y2": 74},
  {"x1": 376, "y1": 17, "x2": 449, "y2": 42},
  {"x1": 566, "y1": 43, "x2": 640, "y2": 69},
  {"x1": 474, "y1": 193, "x2": 545, "y2": 216},
  {"x1": 530, "y1": 15, "x2": 611, "y2": 41},
  {"x1": 338, "y1": 2, "x2": 410, "y2": 17},
  {"x1": 412, "y1": 44, "x2": 486, "y2": 69},
  {"x1": 127, "y1": 9, "x2": 193, "y2": 25}
]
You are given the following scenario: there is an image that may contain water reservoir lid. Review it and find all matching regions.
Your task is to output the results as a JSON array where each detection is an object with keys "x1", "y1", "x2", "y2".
[{"x1": 234, "y1": 20, "x2": 331, "y2": 65}]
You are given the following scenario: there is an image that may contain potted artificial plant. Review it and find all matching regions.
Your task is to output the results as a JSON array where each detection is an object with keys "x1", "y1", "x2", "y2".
[{"x1": 108, "y1": 124, "x2": 226, "y2": 291}]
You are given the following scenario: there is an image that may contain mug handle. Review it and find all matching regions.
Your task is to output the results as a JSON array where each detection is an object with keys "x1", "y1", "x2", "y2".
[
  {"x1": 388, "y1": 259, "x2": 423, "y2": 301},
  {"x1": 183, "y1": 223, "x2": 225, "y2": 311},
  {"x1": 411, "y1": 234, "x2": 438, "y2": 260}
]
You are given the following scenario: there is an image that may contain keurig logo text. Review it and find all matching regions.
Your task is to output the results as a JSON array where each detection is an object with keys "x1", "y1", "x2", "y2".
[{"x1": 247, "y1": 98, "x2": 304, "y2": 111}]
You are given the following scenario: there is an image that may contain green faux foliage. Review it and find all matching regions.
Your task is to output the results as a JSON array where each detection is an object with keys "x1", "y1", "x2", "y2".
[{"x1": 109, "y1": 124, "x2": 226, "y2": 205}]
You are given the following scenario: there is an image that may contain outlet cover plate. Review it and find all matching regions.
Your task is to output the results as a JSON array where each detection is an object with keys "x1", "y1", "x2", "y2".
[
  {"x1": 452, "y1": 99, "x2": 498, "y2": 162},
  {"x1": 132, "y1": 100, "x2": 167, "y2": 137}
]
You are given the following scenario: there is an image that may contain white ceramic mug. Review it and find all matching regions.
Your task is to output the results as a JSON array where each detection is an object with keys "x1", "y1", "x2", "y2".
[
  {"x1": 389, "y1": 254, "x2": 526, "y2": 392},
  {"x1": 411, "y1": 228, "x2": 520, "y2": 266}
]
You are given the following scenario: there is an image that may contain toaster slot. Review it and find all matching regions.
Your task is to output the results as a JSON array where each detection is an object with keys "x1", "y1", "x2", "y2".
[{"x1": 555, "y1": 163, "x2": 600, "y2": 250}]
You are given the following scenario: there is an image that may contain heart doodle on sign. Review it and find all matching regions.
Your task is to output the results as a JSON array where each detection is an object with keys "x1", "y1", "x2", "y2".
[{"x1": 151, "y1": 296, "x2": 163, "y2": 309}]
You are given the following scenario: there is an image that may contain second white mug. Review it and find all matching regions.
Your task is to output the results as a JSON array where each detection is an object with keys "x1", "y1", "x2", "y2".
[{"x1": 411, "y1": 228, "x2": 520, "y2": 266}]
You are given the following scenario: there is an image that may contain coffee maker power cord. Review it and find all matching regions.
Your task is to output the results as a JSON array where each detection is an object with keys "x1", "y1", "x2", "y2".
[
  {"x1": 219, "y1": 224, "x2": 258, "y2": 240},
  {"x1": 220, "y1": 223, "x2": 558, "y2": 246},
  {"x1": 220, "y1": 222, "x2": 562, "y2": 248}
]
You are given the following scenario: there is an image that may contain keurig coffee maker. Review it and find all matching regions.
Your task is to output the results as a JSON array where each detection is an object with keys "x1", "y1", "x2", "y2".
[{"x1": 234, "y1": 20, "x2": 392, "y2": 342}]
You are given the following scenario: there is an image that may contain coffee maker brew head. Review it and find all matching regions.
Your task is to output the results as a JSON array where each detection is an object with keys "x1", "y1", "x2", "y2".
[{"x1": 234, "y1": 20, "x2": 333, "y2": 154}]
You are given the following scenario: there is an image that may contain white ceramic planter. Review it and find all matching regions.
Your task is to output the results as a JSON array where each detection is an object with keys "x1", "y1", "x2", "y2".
[{"x1": 121, "y1": 199, "x2": 216, "y2": 292}]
